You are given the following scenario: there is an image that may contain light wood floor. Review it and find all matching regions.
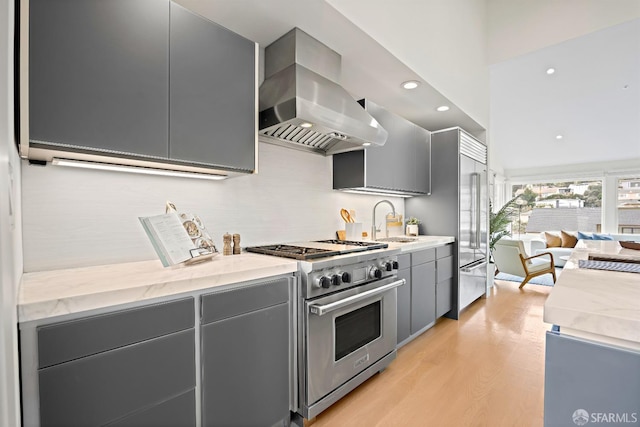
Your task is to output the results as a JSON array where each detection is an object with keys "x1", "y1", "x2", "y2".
[{"x1": 306, "y1": 280, "x2": 553, "y2": 427}]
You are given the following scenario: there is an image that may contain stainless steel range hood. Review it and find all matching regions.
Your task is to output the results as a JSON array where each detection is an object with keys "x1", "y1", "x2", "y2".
[{"x1": 259, "y1": 28, "x2": 388, "y2": 155}]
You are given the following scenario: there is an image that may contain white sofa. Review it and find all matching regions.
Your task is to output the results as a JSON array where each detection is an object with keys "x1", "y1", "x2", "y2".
[{"x1": 531, "y1": 232, "x2": 640, "y2": 267}]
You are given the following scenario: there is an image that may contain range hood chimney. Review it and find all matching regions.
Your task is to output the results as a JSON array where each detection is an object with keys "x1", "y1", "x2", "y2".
[{"x1": 259, "y1": 28, "x2": 388, "y2": 155}]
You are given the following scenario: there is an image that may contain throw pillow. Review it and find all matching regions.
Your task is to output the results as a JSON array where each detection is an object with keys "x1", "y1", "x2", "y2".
[
  {"x1": 593, "y1": 233, "x2": 614, "y2": 240},
  {"x1": 560, "y1": 230, "x2": 578, "y2": 248},
  {"x1": 577, "y1": 231, "x2": 593, "y2": 240},
  {"x1": 544, "y1": 232, "x2": 562, "y2": 248}
]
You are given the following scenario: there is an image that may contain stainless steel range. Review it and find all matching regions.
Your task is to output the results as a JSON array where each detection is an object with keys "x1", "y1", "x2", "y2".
[{"x1": 246, "y1": 240, "x2": 405, "y2": 419}]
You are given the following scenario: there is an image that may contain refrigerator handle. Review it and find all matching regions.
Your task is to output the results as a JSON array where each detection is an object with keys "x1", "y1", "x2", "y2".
[
  {"x1": 475, "y1": 171, "x2": 482, "y2": 250},
  {"x1": 470, "y1": 172, "x2": 480, "y2": 249}
]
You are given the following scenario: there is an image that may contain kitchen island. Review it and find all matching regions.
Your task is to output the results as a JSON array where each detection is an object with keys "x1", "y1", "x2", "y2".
[
  {"x1": 543, "y1": 240, "x2": 640, "y2": 427},
  {"x1": 543, "y1": 240, "x2": 640, "y2": 349}
]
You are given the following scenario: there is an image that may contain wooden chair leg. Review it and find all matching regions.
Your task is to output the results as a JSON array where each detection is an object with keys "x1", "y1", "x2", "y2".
[
  {"x1": 519, "y1": 274, "x2": 533, "y2": 288},
  {"x1": 551, "y1": 268, "x2": 557, "y2": 283}
]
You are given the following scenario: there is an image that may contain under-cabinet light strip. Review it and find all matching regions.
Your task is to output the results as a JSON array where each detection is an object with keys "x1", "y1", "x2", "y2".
[{"x1": 51, "y1": 158, "x2": 228, "y2": 181}]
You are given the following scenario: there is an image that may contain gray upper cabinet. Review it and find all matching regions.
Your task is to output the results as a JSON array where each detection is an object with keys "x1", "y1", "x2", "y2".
[
  {"x1": 169, "y1": 3, "x2": 256, "y2": 172},
  {"x1": 24, "y1": 0, "x2": 257, "y2": 175},
  {"x1": 28, "y1": 0, "x2": 170, "y2": 158},
  {"x1": 333, "y1": 99, "x2": 431, "y2": 196}
]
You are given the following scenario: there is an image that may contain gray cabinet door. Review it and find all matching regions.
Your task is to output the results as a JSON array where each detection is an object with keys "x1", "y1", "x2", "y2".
[
  {"x1": 436, "y1": 278, "x2": 453, "y2": 318},
  {"x1": 544, "y1": 332, "x2": 640, "y2": 427},
  {"x1": 413, "y1": 126, "x2": 431, "y2": 194},
  {"x1": 106, "y1": 390, "x2": 196, "y2": 427},
  {"x1": 410, "y1": 261, "x2": 436, "y2": 334},
  {"x1": 201, "y1": 303, "x2": 289, "y2": 427},
  {"x1": 39, "y1": 329, "x2": 195, "y2": 427},
  {"x1": 170, "y1": 3, "x2": 256, "y2": 172},
  {"x1": 396, "y1": 268, "x2": 411, "y2": 345},
  {"x1": 29, "y1": 0, "x2": 169, "y2": 158},
  {"x1": 363, "y1": 103, "x2": 396, "y2": 190}
]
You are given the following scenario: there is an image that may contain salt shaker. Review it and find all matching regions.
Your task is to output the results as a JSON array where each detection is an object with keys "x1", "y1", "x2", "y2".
[
  {"x1": 223, "y1": 232, "x2": 232, "y2": 256},
  {"x1": 232, "y1": 234, "x2": 241, "y2": 254}
]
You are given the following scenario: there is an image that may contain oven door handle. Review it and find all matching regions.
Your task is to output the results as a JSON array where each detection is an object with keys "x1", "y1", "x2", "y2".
[{"x1": 308, "y1": 278, "x2": 406, "y2": 316}]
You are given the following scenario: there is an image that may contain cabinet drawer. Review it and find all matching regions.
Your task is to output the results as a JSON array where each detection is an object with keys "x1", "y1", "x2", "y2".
[
  {"x1": 201, "y1": 278, "x2": 289, "y2": 324},
  {"x1": 436, "y1": 244, "x2": 453, "y2": 259},
  {"x1": 437, "y1": 256, "x2": 454, "y2": 282},
  {"x1": 39, "y1": 329, "x2": 195, "y2": 427},
  {"x1": 38, "y1": 297, "x2": 194, "y2": 368},
  {"x1": 107, "y1": 389, "x2": 196, "y2": 427},
  {"x1": 411, "y1": 248, "x2": 435, "y2": 266},
  {"x1": 397, "y1": 253, "x2": 411, "y2": 270}
]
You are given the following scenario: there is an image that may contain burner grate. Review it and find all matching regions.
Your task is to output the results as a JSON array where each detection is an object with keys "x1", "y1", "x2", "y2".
[
  {"x1": 245, "y1": 244, "x2": 341, "y2": 260},
  {"x1": 315, "y1": 239, "x2": 388, "y2": 249}
]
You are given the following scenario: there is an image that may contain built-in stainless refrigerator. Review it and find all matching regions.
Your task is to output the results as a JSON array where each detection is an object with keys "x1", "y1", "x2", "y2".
[{"x1": 406, "y1": 127, "x2": 488, "y2": 320}]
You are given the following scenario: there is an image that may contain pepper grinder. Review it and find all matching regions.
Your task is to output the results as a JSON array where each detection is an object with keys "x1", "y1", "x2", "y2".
[
  {"x1": 223, "y1": 232, "x2": 232, "y2": 256},
  {"x1": 232, "y1": 234, "x2": 241, "y2": 255}
]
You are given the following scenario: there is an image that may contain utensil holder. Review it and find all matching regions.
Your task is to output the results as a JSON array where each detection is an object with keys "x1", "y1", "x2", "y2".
[{"x1": 345, "y1": 222, "x2": 363, "y2": 240}]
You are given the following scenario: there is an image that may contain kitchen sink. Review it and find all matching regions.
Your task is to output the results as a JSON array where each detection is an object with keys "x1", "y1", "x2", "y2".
[{"x1": 376, "y1": 237, "x2": 418, "y2": 243}]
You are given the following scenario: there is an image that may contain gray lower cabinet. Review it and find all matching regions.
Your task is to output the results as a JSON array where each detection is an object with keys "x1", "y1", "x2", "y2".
[
  {"x1": 411, "y1": 252, "x2": 436, "y2": 334},
  {"x1": 544, "y1": 331, "x2": 640, "y2": 426},
  {"x1": 201, "y1": 278, "x2": 291, "y2": 427},
  {"x1": 435, "y1": 245, "x2": 454, "y2": 318},
  {"x1": 397, "y1": 244, "x2": 454, "y2": 347},
  {"x1": 34, "y1": 298, "x2": 196, "y2": 427},
  {"x1": 169, "y1": 3, "x2": 256, "y2": 172}
]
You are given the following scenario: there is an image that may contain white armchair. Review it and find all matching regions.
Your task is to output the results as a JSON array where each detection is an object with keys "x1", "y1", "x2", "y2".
[{"x1": 493, "y1": 238, "x2": 556, "y2": 288}]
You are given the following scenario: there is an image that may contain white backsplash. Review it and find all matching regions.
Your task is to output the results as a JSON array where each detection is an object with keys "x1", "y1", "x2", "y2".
[{"x1": 21, "y1": 143, "x2": 406, "y2": 272}]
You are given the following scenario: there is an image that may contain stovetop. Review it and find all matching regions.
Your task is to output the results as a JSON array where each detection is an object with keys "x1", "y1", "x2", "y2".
[{"x1": 245, "y1": 240, "x2": 389, "y2": 261}]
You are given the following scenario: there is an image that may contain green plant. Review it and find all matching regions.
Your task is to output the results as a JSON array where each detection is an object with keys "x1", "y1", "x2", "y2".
[
  {"x1": 489, "y1": 196, "x2": 519, "y2": 254},
  {"x1": 406, "y1": 217, "x2": 421, "y2": 225}
]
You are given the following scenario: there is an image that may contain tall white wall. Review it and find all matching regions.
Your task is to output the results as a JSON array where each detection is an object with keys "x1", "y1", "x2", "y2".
[
  {"x1": 0, "y1": 0, "x2": 22, "y2": 425},
  {"x1": 21, "y1": 142, "x2": 406, "y2": 272},
  {"x1": 487, "y1": 0, "x2": 640, "y2": 64}
]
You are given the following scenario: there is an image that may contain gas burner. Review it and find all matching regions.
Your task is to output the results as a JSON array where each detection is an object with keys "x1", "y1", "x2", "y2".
[
  {"x1": 245, "y1": 244, "x2": 340, "y2": 260},
  {"x1": 315, "y1": 239, "x2": 388, "y2": 249}
]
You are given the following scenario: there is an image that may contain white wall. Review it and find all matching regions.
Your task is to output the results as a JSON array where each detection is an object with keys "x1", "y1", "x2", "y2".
[
  {"x1": 22, "y1": 142, "x2": 406, "y2": 272},
  {"x1": 487, "y1": 0, "x2": 640, "y2": 64},
  {"x1": 0, "y1": 0, "x2": 22, "y2": 425}
]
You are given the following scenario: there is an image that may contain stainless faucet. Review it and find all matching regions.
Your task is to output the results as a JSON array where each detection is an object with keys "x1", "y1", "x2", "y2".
[{"x1": 371, "y1": 199, "x2": 396, "y2": 241}]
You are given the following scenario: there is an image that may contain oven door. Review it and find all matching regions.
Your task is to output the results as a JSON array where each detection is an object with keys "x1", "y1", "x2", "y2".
[{"x1": 304, "y1": 276, "x2": 404, "y2": 406}]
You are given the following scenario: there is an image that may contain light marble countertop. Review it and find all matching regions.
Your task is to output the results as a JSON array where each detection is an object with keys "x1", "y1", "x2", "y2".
[
  {"x1": 19, "y1": 253, "x2": 298, "y2": 323},
  {"x1": 383, "y1": 235, "x2": 455, "y2": 252},
  {"x1": 543, "y1": 240, "x2": 640, "y2": 348}
]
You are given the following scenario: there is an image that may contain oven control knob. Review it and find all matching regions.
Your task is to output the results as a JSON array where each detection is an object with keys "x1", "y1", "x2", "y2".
[
  {"x1": 339, "y1": 271, "x2": 351, "y2": 283},
  {"x1": 330, "y1": 274, "x2": 341, "y2": 286},
  {"x1": 384, "y1": 261, "x2": 393, "y2": 271},
  {"x1": 370, "y1": 267, "x2": 382, "y2": 279},
  {"x1": 392, "y1": 261, "x2": 399, "y2": 270},
  {"x1": 314, "y1": 276, "x2": 331, "y2": 289}
]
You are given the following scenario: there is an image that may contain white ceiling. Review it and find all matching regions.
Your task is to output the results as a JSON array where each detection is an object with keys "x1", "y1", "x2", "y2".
[
  {"x1": 491, "y1": 18, "x2": 640, "y2": 172},
  {"x1": 175, "y1": 0, "x2": 640, "y2": 174}
]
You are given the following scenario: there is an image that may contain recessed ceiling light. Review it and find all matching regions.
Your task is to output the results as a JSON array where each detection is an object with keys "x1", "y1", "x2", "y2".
[
  {"x1": 546, "y1": 68, "x2": 556, "y2": 75},
  {"x1": 436, "y1": 105, "x2": 450, "y2": 112},
  {"x1": 362, "y1": 142, "x2": 371, "y2": 147},
  {"x1": 556, "y1": 134, "x2": 563, "y2": 140},
  {"x1": 300, "y1": 122, "x2": 313, "y2": 128},
  {"x1": 402, "y1": 80, "x2": 420, "y2": 90}
]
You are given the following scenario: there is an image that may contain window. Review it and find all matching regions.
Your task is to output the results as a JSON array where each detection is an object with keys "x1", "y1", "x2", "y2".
[
  {"x1": 617, "y1": 177, "x2": 640, "y2": 234},
  {"x1": 511, "y1": 180, "x2": 603, "y2": 235}
]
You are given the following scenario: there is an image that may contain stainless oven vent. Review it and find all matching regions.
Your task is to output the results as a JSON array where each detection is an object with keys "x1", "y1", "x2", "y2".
[{"x1": 259, "y1": 28, "x2": 388, "y2": 155}]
